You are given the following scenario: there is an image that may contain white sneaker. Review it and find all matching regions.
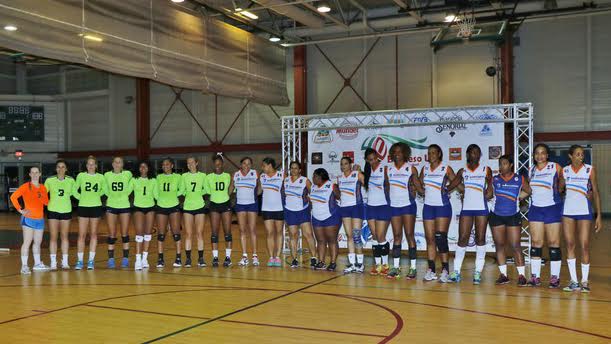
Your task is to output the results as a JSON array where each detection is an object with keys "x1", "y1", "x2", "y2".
[
  {"x1": 423, "y1": 269, "x2": 438, "y2": 281},
  {"x1": 343, "y1": 264, "x2": 356, "y2": 274},
  {"x1": 355, "y1": 263, "x2": 365, "y2": 273},
  {"x1": 135, "y1": 259, "x2": 143, "y2": 271},
  {"x1": 21, "y1": 265, "x2": 31, "y2": 274},
  {"x1": 142, "y1": 257, "x2": 149, "y2": 269},
  {"x1": 439, "y1": 269, "x2": 450, "y2": 283},
  {"x1": 238, "y1": 256, "x2": 249, "y2": 266},
  {"x1": 252, "y1": 255, "x2": 260, "y2": 266},
  {"x1": 61, "y1": 262, "x2": 71, "y2": 270},
  {"x1": 32, "y1": 263, "x2": 50, "y2": 271},
  {"x1": 50, "y1": 262, "x2": 58, "y2": 271}
]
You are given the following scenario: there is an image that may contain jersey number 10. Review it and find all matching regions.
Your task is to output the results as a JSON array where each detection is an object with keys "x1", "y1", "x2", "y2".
[{"x1": 215, "y1": 181, "x2": 225, "y2": 191}]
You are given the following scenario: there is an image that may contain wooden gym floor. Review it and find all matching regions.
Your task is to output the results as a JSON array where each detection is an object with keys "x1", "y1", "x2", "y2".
[{"x1": 0, "y1": 213, "x2": 609, "y2": 343}]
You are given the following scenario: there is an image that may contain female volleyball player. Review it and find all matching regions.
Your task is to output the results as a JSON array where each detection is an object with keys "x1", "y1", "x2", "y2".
[
  {"x1": 420, "y1": 144, "x2": 456, "y2": 282},
  {"x1": 338, "y1": 156, "x2": 365, "y2": 274},
  {"x1": 387, "y1": 142, "x2": 424, "y2": 280},
  {"x1": 363, "y1": 148, "x2": 391, "y2": 276},
  {"x1": 562, "y1": 145, "x2": 602, "y2": 293},
  {"x1": 181, "y1": 157, "x2": 208, "y2": 268},
  {"x1": 527, "y1": 143, "x2": 564, "y2": 288},
  {"x1": 283, "y1": 161, "x2": 317, "y2": 268},
  {"x1": 104, "y1": 156, "x2": 133, "y2": 269},
  {"x1": 205, "y1": 154, "x2": 233, "y2": 267},
  {"x1": 11, "y1": 166, "x2": 49, "y2": 274},
  {"x1": 229, "y1": 157, "x2": 259, "y2": 266},
  {"x1": 131, "y1": 161, "x2": 156, "y2": 270},
  {"x1": 44, "y1": 160, "x2": 75, "y2": 270},
  {"x1": 154, "y1": 158, "x2": 183, "y2": 268},
  {"x1": 489, "y1": 155, "x2": 531, "y2": 286},
  {"x1": 446, "y1": 144, "x2": 493, "y2": 284},
  {"x1": 258, "y1": 157, "x2": 284, "y2": 267},
  {"x1": 73, "y1": 156, "x2": 106, "y2": 270},
  {"x1": 311, "y1": 168, "x2": 341, "y2": 271}
]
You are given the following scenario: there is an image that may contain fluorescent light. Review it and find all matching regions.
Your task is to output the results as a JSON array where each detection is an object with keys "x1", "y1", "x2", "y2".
[
  {"x1": 235, "y1": 7, "x2": 243, "y2": 11},
  {"x1": 444, "y1": 14, "x2": 456, "y2": 22},
  {"x1": 317, "y1": 5, "x2": 331, "y2": 13},
  {"x1": 171, "y1": 0, "x2": 185, "y2": 3},
  {"x1": 269, "y1": 36, "x2": 281, "y2": 42},
  {"x1": 4, "y1": 25, "x2": 17, "y2": 31},
  {"x1": 79, "y1": 34, "x2": 103, "y2": 42},
  {"x1": 239, "y1": 10, "x2": 258, "y2": 19}
]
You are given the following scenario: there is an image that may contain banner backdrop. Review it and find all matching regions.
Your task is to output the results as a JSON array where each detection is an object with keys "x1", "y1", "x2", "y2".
[{"x1": 308, "y1": 112, "x2": 504, "y2": 252}]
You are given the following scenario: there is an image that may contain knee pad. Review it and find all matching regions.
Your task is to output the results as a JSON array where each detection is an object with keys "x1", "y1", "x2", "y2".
[
  {"x1": 122, "y1": 235, "x2": 130, "y2": 244},
  {"x1": 530, "y1": 247, "x2": 542, "y2": 258},
  {"x1": 373, "y1": 244, "x2": 381, "y2": 257},
  {"x1": 392, "y1": 244, "x2": 402, "y2": 258},
  {"x1": 157, "y1": 234, "x2": 166, "y2": 242},
  {"x1": 549, "y1": 247, "x2": 561, "y2": 261},
  {"x1": 435, "y1": 232, "x2": 449, "y2": 253},
  {"x1": 173, "y1": 234, "x2": 181, "y2": 242},
  {"x1": 224, "y1": 234, "x2": 233, "y2": 242},
  {"x1": 144, "y1": 234, "x2": 152, "y2": 242},
  {"x1": 107, "y1": 237, "x2": 117, "y2": 245},
  {"x1": 135, "y1": 235, "x2": 144, "y2": 243},
  {"x1": 352, "y1": 228, "x2": 362, "y2": 242},
  {"x1": 408, "y1": 247, "x2": 417, "y2": 260},
  {"x1": 211, "y1": 234, "x2": 219, "y2": 244}
]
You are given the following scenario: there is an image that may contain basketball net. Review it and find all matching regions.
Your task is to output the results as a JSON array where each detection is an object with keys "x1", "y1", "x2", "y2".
[{"x1": 456, "y1": 12, "x2": 476, "y2": 39}]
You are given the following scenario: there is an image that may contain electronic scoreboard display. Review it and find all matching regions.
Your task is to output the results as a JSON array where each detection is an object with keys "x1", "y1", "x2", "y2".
[{"x1": 0, "y1": 105, "x2": 45, "y2": 141}]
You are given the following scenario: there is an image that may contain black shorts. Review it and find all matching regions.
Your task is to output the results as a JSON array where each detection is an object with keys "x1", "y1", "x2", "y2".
[
  {"x1": 261, "y1": 210, "x2": 284, "y2": 221},
  {"x1": 489, "y1": 212, "x2": 522, "y2": 227},
  {"x1": 77, "y1": 206, "x2": 104, "y2": 218},
  {"x1": 106, "y1": 207, "x2": 132, "y2": 215},
  {"x1": 209, "y1": 201, "x2": 231, "y2": 213},
  {"x1": 133, "y1": 206, "x2": 155, "y2": 214},
  {"x1": 47, "y1": 211, "x2": 72, "y2": 221},
  {"x1": 156, "y1": 206, "x2": 181, "y2": 216},
  {"x1": 182, "y1": 207, "x2": 209, "y2": 215}
]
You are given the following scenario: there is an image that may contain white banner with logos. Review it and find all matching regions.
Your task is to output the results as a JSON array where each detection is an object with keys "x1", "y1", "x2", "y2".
[{"x1": 307, "y1": 112, "x2": 504, "y2": 252}]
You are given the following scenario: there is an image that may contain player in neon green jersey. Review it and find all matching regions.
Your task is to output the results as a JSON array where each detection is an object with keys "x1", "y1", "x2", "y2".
[
  {"x1": 205, "y1": 154, "x2": 233, "y2": 267},
  {"x1": 72, "y1": 156, "x2": 107, "y2": 270},
  {"x1": 154, "y1": 158, "x2": 184, "y2": 268},
  {"x1": 104, "y1": 156, "x2": 133, "y2": 269},
  {"x1": 181, "y1": 157, "x2": 208, "y2": 268},
  {"x1": 131, "y1": 161, "x2": 156, "y2": 270},
  {"x1": 44, "y1": 159, "x2": 75, "y2": 270}
]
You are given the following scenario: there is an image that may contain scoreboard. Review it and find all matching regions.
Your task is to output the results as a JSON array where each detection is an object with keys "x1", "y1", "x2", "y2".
[{"x1": 0, "y1": 105, "x2": 45, "y2": 141}]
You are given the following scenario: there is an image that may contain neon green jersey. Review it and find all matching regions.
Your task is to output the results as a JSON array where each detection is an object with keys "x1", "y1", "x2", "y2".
[
  {"x1": 154, "y1": 173, "x2": 183, "y2": 208},
  {"x1": 44, "y1": 175, "x2": 75, "y2": 213},
  {"x1": 205, "y1": 172, "x2": 231, "y2": 204},
  {"x1": 73, "y1": 172, "x2": 106, "y2": 207},
  {"x1": 181, "y1": 172, "x2": 207, "y2": 211},
  {"x1": 131, "y1": 177, "x2": 157, "y2": 208},
  {"x1": 104, "y1": 171, "x2": 133, "y2": 209}
]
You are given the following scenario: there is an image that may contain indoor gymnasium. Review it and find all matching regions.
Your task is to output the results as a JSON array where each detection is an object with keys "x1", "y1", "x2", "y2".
[{"x1": 0, "y1": 0, "x2": 609, "y2": 343}]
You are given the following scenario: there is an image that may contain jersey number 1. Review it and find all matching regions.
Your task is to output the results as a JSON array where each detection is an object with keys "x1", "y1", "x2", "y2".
[{"x1": 163, "y1": 183, "x2": 170, "y2": 192}]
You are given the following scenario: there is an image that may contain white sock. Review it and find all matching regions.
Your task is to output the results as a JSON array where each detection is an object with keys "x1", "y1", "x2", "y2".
[
  {"x1": 517, "y1": 266, "x2": 525, "y2": 276},
  {"x1": 531, "y1": 258, "x2": 541, "y2": 277},
  {"x1": 21, "y1": 255, "x2": 28, "y2": 266},
  {"x1": 143, "y1": 252, "x2": 149, "y2": 260},
  {"x1": 393, "y1": 257, "x2": 400, "y2": 268},
  {"x1": 348, "y1": 253, "x2": 356, "y2": 265},
  {"x1": 34, "y1": 254, "x2": 41, "y2": 265},
  {"x1": 381, "y1": 255, "x2": 389, "y2": 265},
  {"x1": 88, "y1": 251, "x2": 96, "y2": 261},
  {"x1": 475, "y1": 245, "x2": 486, "y2": 273},
  {"x1": 453, "y1": 246, "x2": 466, "y2": 272},
  {"x1": 225, "y1": 249, "x2": 232, "y2": 258},
  {"x1": 567, "y1": 259, "x2": 577, "y2": 282},
  {"x1": 410, "y1": 259, "x2": 416, "y2": 268},
  {"x1": 356, "y1": 254, "x2": 364, "y2": 264},
  {"x1": 498, "y1": 264, "x2": 507, "y2": 275},
  {"x1": 550, "y1": 260, "x2": 561, "y2": 277},
  {"x1": 77, "y1": 252, "x2": 84, "y2": 261},
  {"x1": 50, "y1": 254, "x2": 57, "y2": 265},
  {"x1": 212, "y1": 250, "x2": 219, "y2": 258},
  {"x1": 374, "y1": 256, "x2": 381, "y2": 265},
  {"x1": 62, "y1": 254, "x2": 69, "y2": 265},
  {"x1": 242, "y1": 252, "x2": 248, "y2": 257},
  {"x1": 136, "y1": 254, "x2": 142, "y2": 261},
  {"x1": 581, "y1": 264, "x2": 590, "y2": 282}
]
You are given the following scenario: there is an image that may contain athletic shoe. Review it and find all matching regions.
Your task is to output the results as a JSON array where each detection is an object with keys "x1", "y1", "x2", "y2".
[
  {"x1": 156, "y1": 257, "x2": 165, "y2": 268},
  {"x1": 197, "y1": 257, "x2": 207, "y2": 267},
  {"x1": 580, "y1": 281, "x2": 590, "y2": 293},
  {"x1": 380, "y1": 264, "x2": 390, "y2": 275},
  {"x1": 134, "y1": 259, "x2": 142, "y2": 271},
  {"x1": 527, "y1": 274, "x2": 541, "y2": 287},
  {"x1": 370, "y1": 265, "x2": 381, "y2": 276},
  {"x1": 386, "y1": 267, "x2": 401, "y2": 280},
  {"x1": 517, "y1": 275, "x2": 528, "y2": 287},
  {"x1": 310, "y1": 257, "x2": 317, "y2": 269},
  {"x1": 20, "y1": 266, "x2": 31, "y2": 275},
  {"x1": 326, "y1": 263, "x2": 336, "y2": 271},
  {"x1": 405, "y1": 267, "x2": 417, "y2": 280},
  {"x1": 439, "y1": 269, "x2": 450, "y2": 283},
  {"x1": 563, "y1": 281, "x2": 580, "y2": 292},
  {"x1": 212, "y1": 257, "x2": 219, "y2": 267},
  {"x1": 315, "y1": 261, "x2": 327, "y2": 270},
  {"x1": 267, "y1": 258, "x2": 274, "y2": 267},
  {"x1": 290, "y1": 258, "x2": 299, "y2": 268},
  {"x1": 449, "y1": 271, "x2": 462, "y2": 283},
  {"x1": 121, "y1": 257, "x2": 129, "y2": 268},
  {"x1": 355, "y1": 263, "x2": 364, "y2": 274},
  {"x1": 184, "y1": 258, "x2": 192, "y2": 268},
  {"x1": 75, "y1": 261, "x2": 84, "y2": 270},
  {"x1": 343, "y1": 264, "x2": 356, "y2": 274},
  {"x1": 423, "y1": 269, "x2": 438, "y2": 281},
  {"x1": 549, "y1": 275, "x2": 560, "y2": 289},
  {"x1": 238, "y1": 256, "x2": 249, "y2": 266},
  {"x1": 61, "y1": 262, "x2": 70, "y2": 270},
  {"x1": 473, "y1": 271, "x2": 482, "y2": 285},
  {"x1": 273, "y1": 257, "x2": 282, "y2": 267},
  {"x1": 223, "y1": 256, "x2": 232, "y2": 267},
  {"x1": 87, "y1": 260, "x2": 95, "y2": 270},
  {"x1": 495, "y1": 274, "x2": 510, "y2": 285},
  {"x1": 252, "y1": 255, "x2": 260, "y2": 266},
  {"x1": 107, "y1": 258, "x2": 115, "y2": 269},
  {"x1": 142, "y1": 257, "x2": 149, "y2": 269},
  {"x1": 50, "y1": 262, "x2": 58, "y2": 271},
  {"x1": 173, "y1": 257, "x2": 182, "y2": 268},
  {"x1": 33, "y1": 263, "x2": 50, "y2": 271}
]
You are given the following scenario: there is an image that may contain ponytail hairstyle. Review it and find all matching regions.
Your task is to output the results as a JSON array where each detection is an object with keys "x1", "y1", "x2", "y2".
[
  {"x1": 262, "y1": 157, "x2": 277, "y2": 170},
  {"x1": 568, "y1": 144, "x2": 583, "y2": 157},
  {"x1": 363, "y1": 148, "x2": 376, "y2": 190},
  {"x1": 212, "y1": 153, "x2": 224, "y2": 163}
]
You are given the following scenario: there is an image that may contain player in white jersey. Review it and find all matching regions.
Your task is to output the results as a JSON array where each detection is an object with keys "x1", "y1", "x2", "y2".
[
  {"x1": 283, "y1": 161, "x2": 317, "y2": 269},
  {"x1": 386, "y1": 143, "x2": 424, "y2": 280},
  {"x1": 446, "y1": 144, "x2": 493, "y2": 284},
  {"x1": 310, "y1": 168, "x2": 341, "y2": 271},
  {"x1": 420, "y1": 144, "x2": 456, "y2": 283},
  {"x1": 561, "y1": 145, "x2": 603, "y2": 293},
  {"x1": 338, "y1": 156, "x2": 366, "y2": 274},
  {"x1": 228, "y1": 157, "x2": 260, "y2": 267},
  {"x1": 258, "y1": 157, "x2": 285, "y2": 267},
  {"x1": 527, "y1": 143, "x2": 565, "y2": 288}
]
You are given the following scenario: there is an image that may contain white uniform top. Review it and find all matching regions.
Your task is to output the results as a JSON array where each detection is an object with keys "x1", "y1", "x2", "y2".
[
  {"x1": 422, "y1": 162, "x2": 450, "y2": 206},
  {"x1": 563, "y1": 164, "x2": 593, "y2": 215},
  {"x1": 388, "y1": 163, "x2": 415, "y2": 207},
  {"x1": 337, "y1": 171, "x2": 362, "y2": 207},
  {"x1": 529, "y1": 162, "x2": 562, "y2": 207},
  {"x1": 310, "y1": 180, "x2": 337, "y2": 221},
  {"x1": 260, "y1": 171, "x2": 283, "y2": 212},
  {"x1": 283, "y1": 176, "x2": 309, "y2": 211},
  {"x1": 233, "y1": 169, "x2": 258, "y2": 205},
  {"x1": 462, "y1": 164, "x2": 489, "y2": 211},
  {"x1": 366, "y1": 165, "x2": 388, "y2": 206}
]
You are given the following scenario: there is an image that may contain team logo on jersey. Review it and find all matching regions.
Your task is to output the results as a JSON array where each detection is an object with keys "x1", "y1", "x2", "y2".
[
  {"x1": 449, "y1": 148, "x2": 462, "y2": 161},
  {"x1": 328, "y1": 151, "x2": 339, "y2": 163},
  {"x1": 313, "y1": 130, "x2": 332, "y2": 144},
  {"x1": 361, "y1": 134, "x2": 428, "y2": 161},
  {"x1": 479, "y1": 124, "x2": 493, "y2": 136}
]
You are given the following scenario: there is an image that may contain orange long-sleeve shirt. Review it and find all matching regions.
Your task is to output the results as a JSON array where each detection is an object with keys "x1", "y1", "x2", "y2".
[{"x1": 10, "y1": 182, "x2": 49, "y2": 219}]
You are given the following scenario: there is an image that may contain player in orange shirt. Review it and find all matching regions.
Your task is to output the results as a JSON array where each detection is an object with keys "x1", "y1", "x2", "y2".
[{"x1": 9, "y1": 166, "x2": 49, "y2": 274}]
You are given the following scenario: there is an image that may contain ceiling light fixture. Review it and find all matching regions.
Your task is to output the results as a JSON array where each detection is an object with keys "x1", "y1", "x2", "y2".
[
  {"x1": 239, "y1": 10, "x2": 259, "y2": 20},
  {"x1": 269, "y1": 36, "x2": 281, "y2": 42},
  {"x1": 444, "y1": 14, "x2": 457, "y2": 22},
  {"x1": 4, "y1": 25, "x2": 17, "y2": 31},
  {"x1": 79, "y1": 33, "x2": 103, "y2": 42},
  {"x1": 317, "y1": 2, "x2": 331, "y2": 13},
  {"x1": 171, "y1": 0, "x2": 185, "y2": 3}
]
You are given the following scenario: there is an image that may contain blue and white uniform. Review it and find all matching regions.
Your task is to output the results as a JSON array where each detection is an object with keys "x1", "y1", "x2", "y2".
[
  {"x1": 460, "y1": 165, "x2": 490, "y2": 217},
  {"x1": 366, "y1": 165, "x2": 391, "y2": 221},
  {"x1": 388, "y1": 163, "x2": 416, "y2": 217},
  {"x1": 233, "y1": 169, "x2": 258, "y2": 212},
  {"x1": 283, "y1": 176, "x2": 311, "y2": 226},
  {"x1": 562, "y1": 164, "x2": 593, "y2": 221},
  {"x1": 310, "y1": 180, "x2": 340, "y2": 227},
  {"x1": 337, "y1": 171, "x2": 364, "y2": 219},
  {"x1": 422, "y1": 162, "x2": 452, "y2": 220},
  {"x1": 489, "y1": 173, "x2": 524, "y2": 227},
  {"x1": 528, "y1": 162, "x2": 562, "y2": 224},
  {"x1": 260, "y1": 171, "x2": 284, "y2": 220}
]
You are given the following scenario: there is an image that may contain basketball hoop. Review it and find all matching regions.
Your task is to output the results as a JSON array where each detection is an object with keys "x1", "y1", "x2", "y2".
[{"x1": 456, "y1": 13, "x2": 476, "y2": 39}]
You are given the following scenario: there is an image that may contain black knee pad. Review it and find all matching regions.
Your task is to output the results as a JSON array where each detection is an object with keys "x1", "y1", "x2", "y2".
[
  {"x1": 107, "y1": 237, "x2": 117, "y2": 245},
  {"x1": 211, "y1": 234, "x2": 219, "y2": 244},
  {"x1": 383, "y1": 241, "x2": 390, "y2": 255},
  {"x1": 435, "y1": 232, "x2": 449, "y2": 253},
  {"x1": 530, "y1": 247, "x2": 542, "y2": 258},
  {"x1": 121, "y1": 235, "x2": 130, "y2": 244},
  {"x1": 157, "y1": 234, "x2": 166, "y2": 242},
  {"x1": 392, "y1": 244, "x2": 402, "y2": 258},
  {"x1": 549, "y1": 247, "x2": 561, "y2": 261},
  {"x1": 373, "y1": 244, "x2": 381, "y2": 257},
  {"x1": 408, "y1": 247, "x2": 417, "y2": 260},
  {"x1": 173, "y1": 234, "x2": 181, "y2": 242},
  {"x1": 224, "y1": 234, "x2": 232, "y2": 242}
]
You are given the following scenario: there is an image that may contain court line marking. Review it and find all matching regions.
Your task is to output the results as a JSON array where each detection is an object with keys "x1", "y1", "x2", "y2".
[{"x1": 127, "y1": 268, "x2": 314, "y2": 285}]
